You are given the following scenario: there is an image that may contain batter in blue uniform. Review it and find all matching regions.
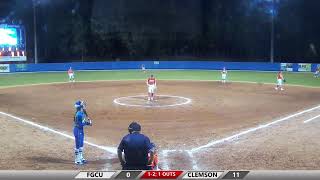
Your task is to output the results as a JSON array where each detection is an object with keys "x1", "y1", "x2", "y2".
[
  {"x1": 117, "y1": 122, "x2": 155, "y2": 170},
  {"x1": 73, "y1": 100, "x2": 92, "y2": 165}
]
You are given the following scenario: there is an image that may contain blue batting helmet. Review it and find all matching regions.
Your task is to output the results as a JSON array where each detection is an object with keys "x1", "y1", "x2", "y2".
[{"x1": 74, "y1": 100, "x2": 83, "y2": 110}]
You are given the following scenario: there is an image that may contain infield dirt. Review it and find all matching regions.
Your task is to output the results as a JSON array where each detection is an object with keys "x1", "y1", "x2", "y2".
[{"x1": 1, "y1": 81, "x2": 320, "y2": 170}]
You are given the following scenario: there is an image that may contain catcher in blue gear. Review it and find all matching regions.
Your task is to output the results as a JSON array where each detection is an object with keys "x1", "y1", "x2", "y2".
[{"x1": 73, "y1": 100, "x2": 92, "y2": 165}]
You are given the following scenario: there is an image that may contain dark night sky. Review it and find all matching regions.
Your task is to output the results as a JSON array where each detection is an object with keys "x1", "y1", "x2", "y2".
[{"x1": 1, "y1": 0, "x2": 320, "y2": 63}]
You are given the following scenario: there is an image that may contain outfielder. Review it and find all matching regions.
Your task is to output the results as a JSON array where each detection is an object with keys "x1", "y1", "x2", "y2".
[
  {"x1": 73, "y1": 100, "x2": 92, "y2": 165},
  {"x1": 68, "y1": 67, "x2": 75, "y2": 82},
  {"x1": 275, "y1": 71, "x2": 285, "y2": 91},
  {"x1": 314, "y1": 67, "x2": 320, "y2": 78},
  {"x1": 221, "y1": 67, "x2": 227, "y2": 83},
  {"x1": 141, "y1": 64, "x2": 146, "y2": 73},
  {"x1": 146, "y1": 74, "x2": 157, "y2": 101}
]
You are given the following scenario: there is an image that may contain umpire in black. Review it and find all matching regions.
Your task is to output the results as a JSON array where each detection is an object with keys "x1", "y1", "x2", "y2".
[{"x1": 117, "y1": 122, "x2": 155, "y2": 170}]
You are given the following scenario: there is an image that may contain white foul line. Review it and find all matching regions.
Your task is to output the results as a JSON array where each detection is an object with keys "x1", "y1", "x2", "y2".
[
  {"x1": 191, "y1": 104, "x2": 320, "y2": 153},
  {"x1": 304, "y1": 114, "x2": 320, "y2": 123},
  {"x1": 0, "y1": 111, "x2": 117, "y2": 154},
  {"x1": 2, "y1": 103, "x2": 320, "y2": 169}
]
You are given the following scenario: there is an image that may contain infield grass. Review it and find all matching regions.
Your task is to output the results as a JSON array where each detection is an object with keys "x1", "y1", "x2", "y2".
[{"x1": 0, "y1": 70, "x2": 318, "y2": 88}]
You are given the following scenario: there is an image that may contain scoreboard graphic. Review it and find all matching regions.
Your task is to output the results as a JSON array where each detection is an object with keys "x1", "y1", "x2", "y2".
[
  {"x1": 75, "y1": 171, "x2": 229, "y2": 179},
  {"x1": 1, "y1": 170, "x2": 320, "y2": 180}
]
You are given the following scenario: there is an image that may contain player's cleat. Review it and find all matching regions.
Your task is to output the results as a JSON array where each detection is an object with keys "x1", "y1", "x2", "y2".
[
  {"x1": 75, "y1": 156, "x2": 83, "y2": 165},
  {"x1": 75, "y1": 160, "x2": 84, "y2": 165},
  {"x1": 78, "y1": 148, "x2": 87, "y2": 164},
  {"x1": 81, "y1": 158, "x2": 87, "y2": 164},
  {"x1": 281, "y1": 88, "x2": 284, "y2": 91},
  {"x1": 275, "y1": 87, "x2": 278, "y2": 90}
]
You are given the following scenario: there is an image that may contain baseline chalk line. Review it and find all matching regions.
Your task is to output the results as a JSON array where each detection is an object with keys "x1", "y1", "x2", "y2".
[
  {"x1": 304, "y1": 114, "x2": 320, "y2": 124},
  {"x1": 0, "y1": 111, "x2": 117, "y2": 154},
  {"x1": 191, "y1": 104, "x2": 320, "y2": 153}
]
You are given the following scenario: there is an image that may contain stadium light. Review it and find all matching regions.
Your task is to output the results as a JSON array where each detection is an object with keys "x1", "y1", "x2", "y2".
[
  {"x1": 262, "y1": 0, "x2": 276, "y2": 63},
  {"x1": 33, "y1": 0, "x2": 39, "y2": 64},
  {"x1": 270, "y1": 0, "x2": 275, "y2": 63}
]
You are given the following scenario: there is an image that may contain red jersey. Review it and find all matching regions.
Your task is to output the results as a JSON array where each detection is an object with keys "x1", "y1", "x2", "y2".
[
  {"x1": 68, "y1": 69, "x2": 73, "y2": 74},
  {"x1": 147, "y1": 77, "x2": 156, "y2": 85},
  {"x1": 277, "y1": 73, "x2": 283, "y2": 80}
]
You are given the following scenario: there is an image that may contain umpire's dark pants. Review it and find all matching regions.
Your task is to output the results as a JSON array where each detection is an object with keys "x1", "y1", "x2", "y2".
[{"x1": 122, "y1": 165, "x2": 152, "y2": 170}]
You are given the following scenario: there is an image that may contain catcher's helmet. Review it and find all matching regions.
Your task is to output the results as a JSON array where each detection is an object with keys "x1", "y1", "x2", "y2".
[{"x1": 128, "y1": 122, "x2": 141, "y2": 133}]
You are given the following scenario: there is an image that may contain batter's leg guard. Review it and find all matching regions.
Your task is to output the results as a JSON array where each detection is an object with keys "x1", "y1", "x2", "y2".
[
  {"x1": 79, "y1": 147, "x2": 87, "y2": 164},
  {"x1": 74, "y1": 149, "x2": 82, "y2": 165}
]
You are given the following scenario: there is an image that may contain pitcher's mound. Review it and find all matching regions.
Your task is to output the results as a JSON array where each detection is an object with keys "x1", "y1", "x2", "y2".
[{"x1": 113, "y1": 95, "x2": 192, "y2": 108}]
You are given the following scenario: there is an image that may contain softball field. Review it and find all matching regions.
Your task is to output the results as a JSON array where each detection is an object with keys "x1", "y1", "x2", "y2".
[{"x1": 0, "y1": 70, "x2": 320, "y2": 170}]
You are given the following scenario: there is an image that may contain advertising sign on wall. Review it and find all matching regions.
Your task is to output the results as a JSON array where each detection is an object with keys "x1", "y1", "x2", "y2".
[
  {"x1": 0, "y1": 64, "x2": 10, "y2": 72},
  {"x1": 15, "y1": 64, "x2": 28, "y2": 72},
  {"x1": 280, "y1": 63, "x2": 293, "y2": 72},
  {"x1": 0, "y1": 56, "x2": 27, "y2": 62},
  {"x1": 298, "y1": 63, "x2": 311, "y2": 72}
]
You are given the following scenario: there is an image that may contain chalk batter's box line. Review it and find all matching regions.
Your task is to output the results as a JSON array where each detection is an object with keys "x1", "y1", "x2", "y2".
[{"x1": 304, "y1": 114, "x2": 320, "y2": 123}]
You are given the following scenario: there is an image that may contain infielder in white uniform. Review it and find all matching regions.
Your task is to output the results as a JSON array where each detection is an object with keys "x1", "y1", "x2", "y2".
[
  {"x1": 275, "y1": 71, "x2": 285, "y2": 91},
  {"x1": 68, "y1": 67, "x2": 75, "y2": 82}
]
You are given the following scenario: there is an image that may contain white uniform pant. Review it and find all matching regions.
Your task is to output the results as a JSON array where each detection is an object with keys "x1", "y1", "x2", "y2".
[
  {"x1": 221, "y1": 74, "x2": 227, "y2": 80},
  {"x1": 148, "y1": 85, "x2": 156, "y2": 94},
  {"x1": 69, "y1": 73, "x2": 74, "y2": 80}
]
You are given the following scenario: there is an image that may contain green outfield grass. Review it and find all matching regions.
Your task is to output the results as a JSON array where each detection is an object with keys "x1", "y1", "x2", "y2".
[{"x1": 0, "y1": 70, "x2": 318, "y2": 88}]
